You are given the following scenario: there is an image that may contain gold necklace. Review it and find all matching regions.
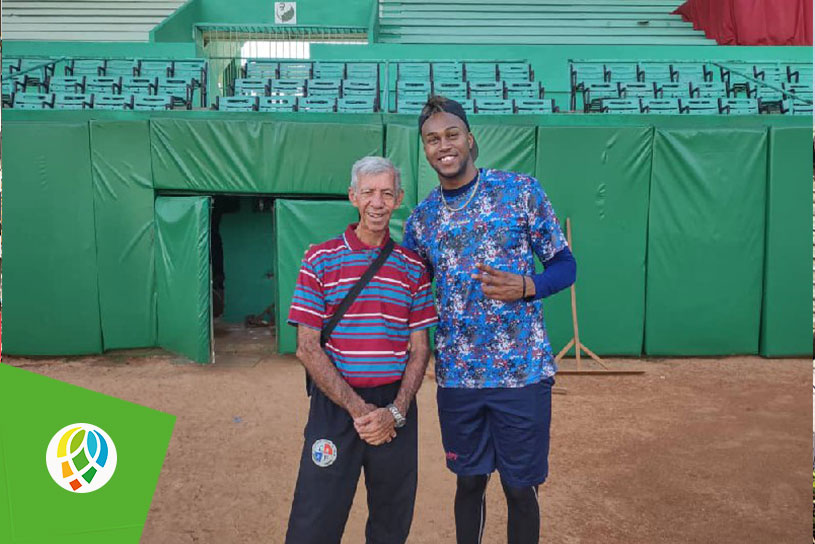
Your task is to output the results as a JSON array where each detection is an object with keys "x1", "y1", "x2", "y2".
[{"x1": 440, "y1": 171, "x2": 480, "y2": 212}]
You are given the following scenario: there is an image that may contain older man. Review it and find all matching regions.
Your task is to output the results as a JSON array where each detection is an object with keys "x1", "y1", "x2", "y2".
[
  {"x1": 285, "y1": 156, "x2": 437, "y2": 544},
  {"x1": 404, "y1": 96, "x2": 577, "y2": 544}
]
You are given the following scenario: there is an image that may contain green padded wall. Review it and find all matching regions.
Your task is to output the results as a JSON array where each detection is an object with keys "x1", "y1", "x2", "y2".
[
  {"x1": 151, "y1": 119, "x2": 267, "y2": 192},
  {"x1": 385, "y1": 123, "x2": 420, "y2": 208},
  {"x1": 417, "y1": 124, "x2": 537, "y2": 201},
  {"x1": 760, "y1": 127, "x2": 813, "y2": 357},
  {"x1": 645, "y1": 128, "x2": 768, "y2": 356},
  {"x1": 266, "y1": 122, "x2": 384, "y2": 195},
  {"x1": 155, "y1": 196, "x2": 212, "y2": 364},
  {"x1": 536, "y1": 126, "x2": 653, "y2": 356},
  {"x1": 275, "y1": 200, "x2": 359, "y2": 354},
  {"x1": 90, "y1": 121, "x2": 157, "y2": 349},
  {"x1": 2, "y1": 122, "x2": 103, "y2": 355},
  {"x1": 221, "y1": 198, "x2": 276, "y2": 324}
]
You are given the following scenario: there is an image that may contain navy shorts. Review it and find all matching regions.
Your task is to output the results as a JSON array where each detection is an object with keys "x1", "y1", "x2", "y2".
[{"x1": 436, "y1": 377, "x2": 554, "y2": 488}]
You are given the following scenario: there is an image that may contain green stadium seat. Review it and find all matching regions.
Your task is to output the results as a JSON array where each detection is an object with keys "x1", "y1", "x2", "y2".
[
  {"x1": 605, "y1": 63, "x2": 638, "y2": 83},
  {"x1": 245, "y1": 60, "x2": 279, "y2": 79},
  {"x1": 307, "y1": 79, "x2": 341, "y2": 97},
  {"x1": 432, "y1": 62, "x2": 463, "y2": 82},
  {"x1": 571, "y1": 62, "x2": 605, "y2": 89},
  {"x1": 397, "y1": 80, "x2": 431, "y2": 98},
  {"x1": 139, "y1": 60, "x2": 173, "y2": 77},
  {"x1": 86, "y1": 76, "x2": 121, "y2": 94},
  {"x1": 784, "y1": 83, "x2": 813, "y2": 96},
  {"x1": 782, "y1": 99, "x2": 812, "y2": 115},
  {"x1": 121, "y1": 76, "x2": 156, "y2": 95},
  {"x1": 93, "y1": 94, "x2": 131, "y2": 110},
  {"x1": 637, "y1": 62, "x2": 672, "y2": 82},
  {"x1": 754, "y1": 63, "x2": 785, "y2": 82},
  {"x1": 234, "y1": 77, "x2": 270, "y2": 97},
  {"x1": 397, "y1": 63, "x2": 430, "y2": 80},
  {"x1": 515, "y1": 98, "x2": 555, "y2": 114},
  {"x1": 602, "y1": 98, "x2": 642, "y2": 114},
  {"x1": 787, "y1": 65, "x2": 812, "y2": 84},
  {"x1": 656, "y1": 82, "x2": 691, "y2": 98},
  {"x1": 621, "y1": 82, "x2": 655, "y2": 99},
  {"x1": 313, "y1": 62, "x2": 345, "y2": 79},
  {"x1": 498, "y1": 63, "x2": 531, "y2": 82},
  {"x1": 49, "y1": 76, "x2": 85, "y2": 94},
  {"x1": 173, "y1": 59, "x2": 207, "y2": 85},
  {"x1": 474, "y1": 98, "x2": 513, "y2": 114},
  {"x1": 468, "y1": 81, "x2": 504, "y2": 99},
  {"x1": 719, "y1": 64, "x2": 752, "y2": 95},
  {"x1": 433, "y1": 81, "x2": 468, "y2": 101},
  {"x1": 156, "y1": 77, "x2": 193, "y2": 108},
  {"x1": 297, "y1": 96, "x2": 336, "y2": 112},
  {"x1": 2, "y1": 81, "x2": 16, "y2": 107},
  {"x1": 133, "y1": 95, "x2": 172, "y2": 111},
  {"x1": 258, "y1": 96, "x2": 296, "y2": 112},
  {"x1": 505, "y1": 81, "x2": 541, "y2": 99},
  {"x1": 755, "y1": 86, "x2": 785, "y2": 112},
  {"x1": 671, "y1": 63, "x2": 711, "y2": 82},
  {"x1": 642, "y1": 98, "x2": 681, "y2": 114},
  {"x1": 53, "y1": 93, "x2": 91, "y2": 110},
  {"x1": 12, "y1": 92, "x2": 53, "y2": 109},
  {"x1": 719, "y1": 98, "x2": 759, "y2": 115},
  {"x1": 583, "y1": 82, "x2": 620, "y2": 111},
  {"x1": 459, "y1": 98, "x2": 475, "y2": 113},
  {"x1": 464, "y1": 63, "x2": 497, "y2": 82},
  {"x1": 346, "y1": 63, "x2": 379, "y2": 80},
  {"x1": 280, "y1": 62, "x2": 313, "y2": 80},
  {"x1": 682, "y1": 98, "x2": 721, "y2": 114},
  {"x1": 337, "y1": 96, "x2": 376, "y2": 113},
  {"x1": 396, "y1": 97, "x2": 426, "y2": 114},
  {"x1": 342, "y1": 79, "x2": 377, "y2": 98},
  {"x1": 690, "y1": 81, "x2": 726, "y2": 98},
  {"x1": 68, "y1": 59, "x2": 104, "y2": 77},
  {"x1": 19, "y1": 59, "x2": 55, "y2": 86},
  {"x1": 215, "y1": 96, "x2": 257, "y2": 111},
  {"x1": 104, "y1": 59, "x2": 138, "y2": 77},
  {"x1": 3, "y1": 58, "x2": 20, "y2": 76},
  {"x1": 271, "y1": 79, "x2": 307, "y2": 97}
]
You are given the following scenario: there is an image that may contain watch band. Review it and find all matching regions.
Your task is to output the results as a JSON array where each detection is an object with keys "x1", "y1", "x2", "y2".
[{"x1": 387, "y1": 403, "x2": 406, "y2": 428}]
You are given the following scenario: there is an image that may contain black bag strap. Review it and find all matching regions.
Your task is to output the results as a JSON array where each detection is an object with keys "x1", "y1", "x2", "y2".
[{"x1": 320, "y1": 238, "x2": 395, "y2": 348}]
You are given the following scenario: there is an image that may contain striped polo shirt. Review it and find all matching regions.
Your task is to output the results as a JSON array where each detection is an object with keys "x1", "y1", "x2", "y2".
[{"x1": 288, "y1": 223, "x2": 438, "y2": 388}]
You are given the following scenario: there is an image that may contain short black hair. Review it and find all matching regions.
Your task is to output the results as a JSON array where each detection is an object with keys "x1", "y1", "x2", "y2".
[{"x1": 418, "y1": 95, "x2": 471, "y2": 132}]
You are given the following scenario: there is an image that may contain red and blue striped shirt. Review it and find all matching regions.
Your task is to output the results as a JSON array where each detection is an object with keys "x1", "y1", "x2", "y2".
[{"x1": 288, "y1": 223, "x2": 438, "y2": 388}]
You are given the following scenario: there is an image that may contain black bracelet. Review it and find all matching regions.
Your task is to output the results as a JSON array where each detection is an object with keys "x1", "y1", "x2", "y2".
[{"x1": 521, "y1": 275, "x2": 527, "y2": 299}]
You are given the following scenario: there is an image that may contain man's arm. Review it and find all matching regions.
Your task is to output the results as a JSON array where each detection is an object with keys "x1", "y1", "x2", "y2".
[
  {"x1": 354, "y1": 328, "x2": 431, "y2": 444},
  {"x1": 296, "y1": 326, "x2": 373, "y2": 420}
]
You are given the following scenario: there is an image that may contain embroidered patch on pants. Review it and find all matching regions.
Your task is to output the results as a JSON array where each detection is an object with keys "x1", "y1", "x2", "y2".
[{"x1": 311, "y1": 439, "x2": 337, "y2": 467}]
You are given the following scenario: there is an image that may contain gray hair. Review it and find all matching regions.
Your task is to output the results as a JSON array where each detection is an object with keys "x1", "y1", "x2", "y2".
[{"x1": 350, "y1": 156, "x2": 402, "y2": 194}]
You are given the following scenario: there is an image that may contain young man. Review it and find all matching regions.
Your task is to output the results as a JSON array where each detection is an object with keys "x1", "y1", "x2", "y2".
[
  {"x1": 285, "y1": 156, "x2": 437, "y2": 544},
  {"x1": 403, "y1": 96, "x2": 577, "y2": 544}
]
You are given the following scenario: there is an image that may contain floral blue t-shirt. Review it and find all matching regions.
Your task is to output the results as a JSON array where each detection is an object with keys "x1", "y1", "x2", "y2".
[{"x1": 403, "y1": 168, "x2": 568, "y2": 389}]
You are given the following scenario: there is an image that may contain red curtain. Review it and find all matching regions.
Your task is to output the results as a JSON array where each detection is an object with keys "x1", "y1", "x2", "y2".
[{"x1": 675, "y1": 0, "x2": 813, "y2": 45}]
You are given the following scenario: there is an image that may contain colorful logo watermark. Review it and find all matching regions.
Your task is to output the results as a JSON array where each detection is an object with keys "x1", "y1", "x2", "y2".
[{"x1": 45, "y1": 423, "x2": 118, "y2": 493}]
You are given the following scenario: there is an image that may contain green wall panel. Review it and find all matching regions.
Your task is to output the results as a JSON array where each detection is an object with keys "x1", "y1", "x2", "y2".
[
  {"x1": 645, "y1": 128, "x2": 768, "y2": 356},
  {"x1": 275, "y1": 200, "x2": 359, "y2": 354},
  {"x1": 266, "y1": 122, "x2": 384, "y2": 195},
  {"x1": 151, "y1": 119, "x2": 267, "y2": 192},
  {"x1": 760, "y1": 127, "x2": 813, "y2": 357},
  {"x1": 155, "y1": 196, "x2": 212, "y2": 363},
  {"x1": 417, "y1": 124, "x2": 537, "y2": 201},
  {"x1": 536, "y1": 126, "x2": 653, "y2": 356},
  {"x1": 2, "y1": 122, "x2": 103, "y2": 355},
  {"x1": 90, "y1": 121, "x2": 157, "y2": 349},
  {"x1": 385, "y1": 123, "x2": 420, "y2": 208},
  {"x1": 221, "y1": 198, "x2": 275, "y2": 324}
]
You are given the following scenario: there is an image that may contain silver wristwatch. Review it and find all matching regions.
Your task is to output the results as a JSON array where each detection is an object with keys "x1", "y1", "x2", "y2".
[{"x1": 387, "y1": 404, "x2": 406, "y2": 428}]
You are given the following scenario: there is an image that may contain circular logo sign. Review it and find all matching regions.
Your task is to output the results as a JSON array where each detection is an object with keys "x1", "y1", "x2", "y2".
[
  {"x1": 311, "y1": 439, "x2": 337, "y2": 468},
  {"x1": 45, "y1": 423, "x2": 118, "y2": 493}
]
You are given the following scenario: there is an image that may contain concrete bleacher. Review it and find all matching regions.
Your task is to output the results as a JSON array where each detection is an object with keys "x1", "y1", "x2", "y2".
[{"x1": 378, "y1": 0, "x2": 717, "y2": 45}]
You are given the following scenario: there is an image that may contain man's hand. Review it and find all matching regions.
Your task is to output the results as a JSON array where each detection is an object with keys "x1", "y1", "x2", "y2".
[
  {"x1": 354, "y1": 408, "x2": 397, "y2": 446},
  {"x1": 473, "y1": 263, "x2": 533, "y2": 301}
]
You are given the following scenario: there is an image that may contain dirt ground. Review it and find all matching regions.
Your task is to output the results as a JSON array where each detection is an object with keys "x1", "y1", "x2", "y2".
[{"x1": 4, "y1": 322, "x2": 812, "y2": 544}]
